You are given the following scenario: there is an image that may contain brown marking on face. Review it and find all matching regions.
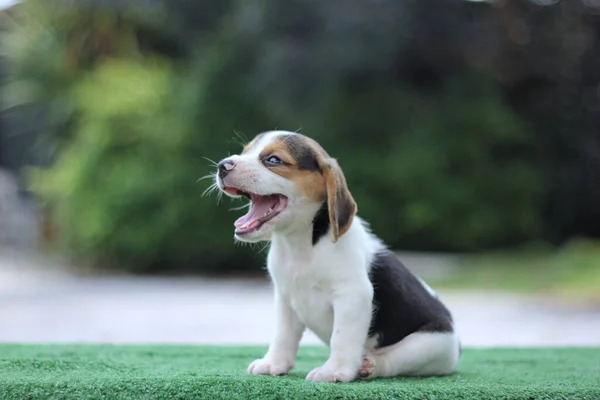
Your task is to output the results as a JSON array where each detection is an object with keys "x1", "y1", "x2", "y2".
[
  {"x1": 281, "y1": 134, "x2": 357, "y2": 241},
  {"x1": 259, "y1": 135, "x2": 327, "y2": 202},
  {"x1": 248, "y1": 132, "x2": 357, "y2": 241}
]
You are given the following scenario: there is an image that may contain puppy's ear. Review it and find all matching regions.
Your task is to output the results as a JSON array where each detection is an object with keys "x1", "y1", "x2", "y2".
[{"x1": 320, "y1": 158, "x2": 357, "y2": 242}]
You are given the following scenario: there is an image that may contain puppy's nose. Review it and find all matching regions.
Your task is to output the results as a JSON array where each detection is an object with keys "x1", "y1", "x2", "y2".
[{"x1": 217, "y1": 159, "x2": 236, "y2": 179}]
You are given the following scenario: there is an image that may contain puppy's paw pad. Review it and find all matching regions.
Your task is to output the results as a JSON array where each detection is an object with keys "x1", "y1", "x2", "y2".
[
  {"x1": 359, "y1": 355, "x2": 376, "y2": 379},
  {"x1": 247, "y1": 358, "x2": 292, "y2": 376}
]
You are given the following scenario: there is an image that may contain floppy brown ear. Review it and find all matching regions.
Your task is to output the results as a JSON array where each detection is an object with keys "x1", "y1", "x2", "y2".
[{"x1": 321, "y1": 158, "x2": 357, "y2": 242}]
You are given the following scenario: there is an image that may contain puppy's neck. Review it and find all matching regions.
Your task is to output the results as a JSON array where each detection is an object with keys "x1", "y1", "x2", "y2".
[
  {"x1": 271, "y1": 221, "x2": 315, "y2": 260},
  {"x1": 270, "y1": 205, "x2": 331, "y2": 259}
]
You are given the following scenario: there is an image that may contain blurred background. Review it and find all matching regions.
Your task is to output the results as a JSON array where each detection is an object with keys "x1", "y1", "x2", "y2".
[{"x1": 1, "y1": 0, "x2": 599, "y2": 347}]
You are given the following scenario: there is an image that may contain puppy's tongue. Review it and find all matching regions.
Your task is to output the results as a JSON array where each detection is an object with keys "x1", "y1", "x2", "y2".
[{"x1": 235, "y1": 195, "x2": 281, "y2": 229}]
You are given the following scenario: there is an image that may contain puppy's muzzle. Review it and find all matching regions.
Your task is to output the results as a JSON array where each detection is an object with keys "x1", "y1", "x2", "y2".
[{"x1": 218, "y1": 159, "x2": 236, "y2": 179}]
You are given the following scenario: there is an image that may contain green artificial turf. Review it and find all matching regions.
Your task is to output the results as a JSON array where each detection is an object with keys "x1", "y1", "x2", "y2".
[{"x1": 1, "y1": 345, "x2": 599, "y2": 400}]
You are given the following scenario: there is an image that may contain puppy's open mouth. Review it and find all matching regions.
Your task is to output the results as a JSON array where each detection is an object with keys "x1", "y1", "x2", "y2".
[{"x1": 225, "y1": 187, "x2": 288, "y2": 235}]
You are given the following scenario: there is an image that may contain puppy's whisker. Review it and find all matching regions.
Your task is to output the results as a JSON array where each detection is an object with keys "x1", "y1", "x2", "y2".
[
  {"x1": 234, "y1": 237, "x2": 251, "y2": 248},
  {"x1": 202, "y1": 157, "x2": 219, "y2": 167},
  {"x1": 230, "y1": 203, "x2": 251, "y2": 212},
  {"x1": 259, "y1": 242, "x2": 270, "y2": 253},
  {"x1": 197, "y1": 173, "x2": 216, "y2": 183},
  {"x1": 232, "y1": 130, "x2": 249, "y2": 147},
  {"x1": 202, "y1": 182, "x2": 220, "y2": 198}
]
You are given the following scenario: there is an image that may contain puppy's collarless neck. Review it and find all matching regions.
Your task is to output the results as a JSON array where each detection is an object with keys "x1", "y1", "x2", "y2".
[
  {"x1": 270, "y1": 230, "x2": 314, "y2": 260},
  {"x1": 271, "y1": 200, "x2": 332, "y2": 251}
]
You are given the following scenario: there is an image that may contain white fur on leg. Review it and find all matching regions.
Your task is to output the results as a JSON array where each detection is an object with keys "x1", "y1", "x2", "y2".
[
  {"x1": 248, "y1": 291, "x2": 305, "y2": 376},
  {"x1": 306, "y1": 286, "x2": 373, "y2": 383},
  {"x1": 361, "y1": 331, "x2": 460, "y2": 379}
]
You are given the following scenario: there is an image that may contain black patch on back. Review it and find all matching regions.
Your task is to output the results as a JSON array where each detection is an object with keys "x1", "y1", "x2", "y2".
[
  {"x1": 281, "y1": 134, "x2": 321, "y2": 171},
  {"x1": 368, "y1": 250, "x2": 454, "y2": 348},
  {"x1": 312, "y1": 201, "x2": 330, "y2": 245}
]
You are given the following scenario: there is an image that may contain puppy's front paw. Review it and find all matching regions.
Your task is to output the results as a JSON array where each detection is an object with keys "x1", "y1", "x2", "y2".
[
  {"x1": 247, "y1": 357, "x2": 293, "y2": 376},
  {"x1": 305, "y1": 362, "x2": 359, "y2": 383}
]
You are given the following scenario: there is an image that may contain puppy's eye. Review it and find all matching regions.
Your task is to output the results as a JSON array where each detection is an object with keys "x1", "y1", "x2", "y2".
[{"x1": 265, "y1": 155, "x2": 284, "y2": 165}]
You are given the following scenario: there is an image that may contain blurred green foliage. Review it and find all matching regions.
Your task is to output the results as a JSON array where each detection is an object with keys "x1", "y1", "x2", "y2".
[
  {"x1": 301, "y1": 77, "x2": 543, "y2": 251},
  {"x1": 2, "y1": 0, "x2": 549, "y2": 272}
]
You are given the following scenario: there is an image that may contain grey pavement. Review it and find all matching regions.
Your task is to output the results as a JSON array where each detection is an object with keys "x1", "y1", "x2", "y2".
[
  {"x1": 0, "y1": 169, "x2": 38, "y2": 249},
  {"x1": 1, "y1": 247, "x2": 600, "y2": 347}
]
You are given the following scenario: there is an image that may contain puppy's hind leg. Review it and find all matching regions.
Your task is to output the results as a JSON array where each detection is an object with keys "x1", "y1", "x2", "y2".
[{"x1": 360, "y1": 331, "x2": 460, "y2": 379}]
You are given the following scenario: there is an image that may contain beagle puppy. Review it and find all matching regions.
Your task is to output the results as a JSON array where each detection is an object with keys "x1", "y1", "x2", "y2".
[{"x1": 214, "y1": 130, "x2": 460, "y2": 382}]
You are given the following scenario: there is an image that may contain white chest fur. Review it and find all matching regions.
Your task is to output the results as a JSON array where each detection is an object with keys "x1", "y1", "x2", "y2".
[
  {"x1": 268, "y1": 251, "x2": 336, "y2": 344},
  {"x1": 267, "y1": 218, "x2": 383, "y2": 345}
]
